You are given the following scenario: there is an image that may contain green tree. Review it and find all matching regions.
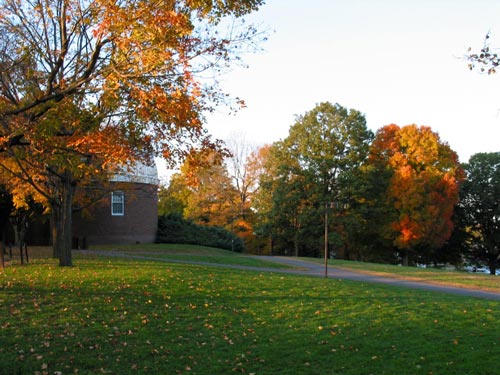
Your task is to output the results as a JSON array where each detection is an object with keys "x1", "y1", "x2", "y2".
[
  {"x1": 256, "y1": 102, "x2": 373, "y2": 257},
  {"x1": 270, "y1": 144, "x2": 316, "y2": 256},
  {"x1": 158, "y1": 182, "x2": 186, "y2": 217},
  {"x1": 252, "y1": 144, "x2": 281, "y2": 254},
  {"x1": 337, "y1": 163, "x2": 396, "y2": 262},
  {"x1": 459, "y1": 152, "x2": 500, "y2": 274}
]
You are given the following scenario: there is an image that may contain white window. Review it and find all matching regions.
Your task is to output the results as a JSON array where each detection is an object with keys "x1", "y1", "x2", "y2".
[{"x1": 111, "y1": 191, "x2": 125, "y2": 216}]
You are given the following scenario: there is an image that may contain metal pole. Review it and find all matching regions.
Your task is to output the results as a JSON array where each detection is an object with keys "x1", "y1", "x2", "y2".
[{"x1": 324, "y1": 202, "x2": 328, "y2": 278}]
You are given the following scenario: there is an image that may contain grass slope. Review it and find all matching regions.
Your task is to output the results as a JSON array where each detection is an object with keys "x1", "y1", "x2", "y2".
[
  {"x1": 89, "y1": 244, "x2": 292, "y2": 269},
  {"x1": 0, "y1": 249, "x2": 499, "y2": 374},
  {"x1": 325, "y1": 259, "x2": 500, "y2": 293}
]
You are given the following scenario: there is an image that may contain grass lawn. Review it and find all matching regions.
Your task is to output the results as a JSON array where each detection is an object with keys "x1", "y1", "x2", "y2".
[
  {"x1": 89, "y1": 243, "x2": 293, "y2": 269},
  {"x1": 319, "y1": 259, "x2": 500, "y2": 293},
  {"x1": 1, "y1": 250, "x2": 500, "y2": 374},
  {"x1": 91, "y1": 243, "x2": 240, "y2": 255}
]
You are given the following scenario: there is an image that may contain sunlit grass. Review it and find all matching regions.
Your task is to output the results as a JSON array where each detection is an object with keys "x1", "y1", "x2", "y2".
[
  {"x1": 89, "y1": 244, "x2": 292, "y2": 269},
  {"x1": 2, "y1": 246, "x2": 53, "y2": 261},
  {"x1": 122, "y1": 253, "x2": 293, "y2": 269},
  {"x1": 310, "y1": 258, "x2": 500, "y2": 292},
  {"x1": 91, "y1": 243, "x2": 235, "y2": 255},
  {"x1": 1, "y1": 255, "x2": 500, "y2": 374}
]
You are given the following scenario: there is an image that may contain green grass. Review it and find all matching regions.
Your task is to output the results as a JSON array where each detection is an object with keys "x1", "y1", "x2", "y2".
[
  {"x1": 319, "y1": 259, "x2": 500, "y2": 293},
  {"x1": 89, "y1": 243, "x2": 292, "y2": 269},
  {"x1": 1, "y1": 253, "x2": 500, "y2": 374},
  {"x1": 90, "y1": 245, "x2": 500, "y2": 291},
  {"x1": 91, "y1": 243, "x2": 238, "y2": 255}
]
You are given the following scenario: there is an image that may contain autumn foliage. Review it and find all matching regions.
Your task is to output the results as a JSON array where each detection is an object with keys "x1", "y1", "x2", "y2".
[
  {"x1": 369, "y1": 124, "x2": 463, "y2": 264},
  {"x1": 0, "y1": 0, "x2": 264, "y2": 265},
  {"x1": 159, "y1": 145, "x2": 265, "y2": 252}
]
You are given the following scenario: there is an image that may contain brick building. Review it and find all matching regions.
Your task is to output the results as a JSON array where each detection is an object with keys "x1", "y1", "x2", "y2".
[{"x1": 72, "y1": 162, "x2": 159, "y2": 247}]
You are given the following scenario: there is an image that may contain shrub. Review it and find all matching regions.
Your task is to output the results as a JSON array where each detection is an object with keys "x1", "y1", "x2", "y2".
[{"x1": 156, "y1": 214, "x2": 244, "y2": 252}]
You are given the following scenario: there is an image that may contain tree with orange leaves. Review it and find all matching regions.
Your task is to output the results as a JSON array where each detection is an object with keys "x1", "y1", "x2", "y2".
[
  {"x1": 369, "y1": 124, "x2": 463, "y2": 265},
  {"x1": 0, "y1": 0, "x2": 264, "y2": 266},
  {"x1": 176, "y1": 150, "x2": 237, "y2": 227}
]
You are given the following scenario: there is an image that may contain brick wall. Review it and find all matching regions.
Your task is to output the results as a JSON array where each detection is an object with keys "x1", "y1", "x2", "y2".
[{"x1": 72, "y1": 182, "x2": 158, "y2": 247}]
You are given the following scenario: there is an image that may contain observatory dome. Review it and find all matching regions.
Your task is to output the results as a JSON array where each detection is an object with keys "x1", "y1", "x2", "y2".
[{"x1": 110, "y1": 161, "x2": 160, "y2": 186}]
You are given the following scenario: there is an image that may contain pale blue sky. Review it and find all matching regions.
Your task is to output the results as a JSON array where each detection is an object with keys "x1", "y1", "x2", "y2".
[{"x1": 159, "y1": 0, "x2": 500, "y2": 180}]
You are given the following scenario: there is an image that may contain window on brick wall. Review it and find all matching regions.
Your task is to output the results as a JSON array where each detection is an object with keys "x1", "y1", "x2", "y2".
[{"x1": 111, "y1": 191, "x2": 125, "y2": 216}]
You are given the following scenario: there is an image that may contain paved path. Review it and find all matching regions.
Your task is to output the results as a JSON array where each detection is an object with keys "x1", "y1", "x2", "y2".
[
  {"x1": 80, "y1": 250, "x2": 500, "y2": 301},
  {"x1": 257, "y1": 256, "x2": 500, "y2": 301}
]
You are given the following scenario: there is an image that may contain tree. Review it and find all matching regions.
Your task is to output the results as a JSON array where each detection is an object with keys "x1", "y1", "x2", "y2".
[
  {"x1": 252, "y1": 144, "x2": 280, "y2": 254},
  {"x1": 256, "y1": 102, "x2": 373, "y2": 257},
  {"x1": 158, "y1": 183, "x2": 186, "y2": 217},
  {"x1": 368, "y1": 124, "x2": 463, "y2": 265},
  {"x1": 225, "y1": 133, "x2": 259, "y2": 219},
  {"x1": 224, "y1": 134, "x2": 265, "y2": 251},
  {"x1": 0, "y1": 0, "x2": 264, "y2": 266},
  {"x1": 168, "y1": 150, "x2": 238, "y2": 227},
  {"x1": 0, "y1": 102, "x2": 124, "y2": 265},
  {"x1": 262, "y1": 141, "x2": 316, "y2": 256},
  {"x1": 336, "y1": 162, "x2": 395, "y2": 262},
  {"x1": 162, "y1": 141, "x2": 267, "y2": 252},
  {"x1": 459, "y1": 152, "x2": 500, "y2": 275},
  {"x1": 285, "y1": 102, "x2": 372, "y2": 198},
  {"x1": 0, "y1": 185, "x2": 13, "y2": 269},
  {"x1": 467, "y1": 32, "x2": 500, "y2": 74}
]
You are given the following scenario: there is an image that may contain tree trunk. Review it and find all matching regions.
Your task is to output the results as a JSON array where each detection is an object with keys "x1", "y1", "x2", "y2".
[
  {"x1": 402, "y1": 249, "x2": 409, "y2": 267},
  {"x1": 51, "y1": 175, "x2": 76, "y2": 267},
  {"x1": 293, "y1": 217, "x2": 299, "y2": 257},
  {"x1": 19, "y1": 241, "x2": 24, "y2": 265},
  {"x1": 8, "y1": 235, "x2": 12, "y2": 259},
  {"x1": 0, "y1": 226, "x2": 8, "y2": 268},
  {"x1": 294, "y1": 231, "x2": 299, "y2": 257},
  {"x1": 51, "y1": 212, "x2": 60, "y2": 259},
  {"x1": 0, "y1": 239, "x2": 4, "y2": 270},
  {"x1": 19, "y1": 221, "x2": 26, "y2": 265},
  {"x1": 24, "y1": 243, "x2": 29, "y2": 264},
  {"x1": 488, "y1": 259, "x2": 497, "y2": 276}
]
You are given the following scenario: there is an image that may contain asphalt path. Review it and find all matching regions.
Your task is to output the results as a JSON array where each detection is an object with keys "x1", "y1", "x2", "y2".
[
  {"x1": 257, "y1": 256, "x2": 500, "y2": 301},
  {"x1": 81, "y1": 250, "x2": 500, "y2": 301}
]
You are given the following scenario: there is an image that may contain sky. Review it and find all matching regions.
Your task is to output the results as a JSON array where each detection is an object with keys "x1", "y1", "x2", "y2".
[{"x1": 158, "y1": 0, "x2": 500, "y2": 181}]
